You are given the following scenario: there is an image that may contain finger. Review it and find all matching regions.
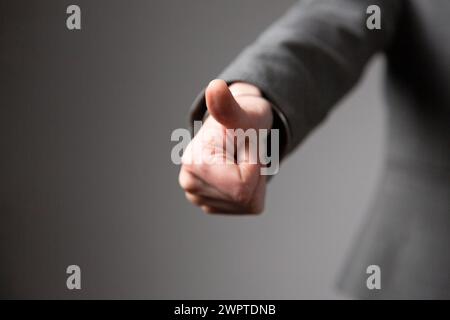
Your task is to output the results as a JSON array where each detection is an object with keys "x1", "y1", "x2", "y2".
[
  {"x1": 206, "y1": 174, "x2": 266, "y2": 214},
  {"x1": 205, "y1": 79, "x2": 248, "y2": 129},
  {"x1": 184, "y1": 162, "x2": 259, "y2": 205},
  {"x1": 201, "y1": 206, "x2": 243, "y2": 214},
  {"x1": 186, "y1": 172, "x2": 266, "y2": 214},
  {"x1": 179, "y1": 167, "x2": 232, "y2": 200},
  {"x1": 200, "y1": 205, "x2": 261, "y2": 215},
  {"x1": 247, "y1": 173, "x2": 267, "y2": 213},
  {"x1": 185, "y1": 192, "x2": 243, "y2": 211}
]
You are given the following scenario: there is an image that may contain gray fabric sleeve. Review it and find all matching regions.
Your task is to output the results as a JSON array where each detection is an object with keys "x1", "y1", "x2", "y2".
[{"x1": 190, "y1": 0, "x2": 403, "y2": 157}]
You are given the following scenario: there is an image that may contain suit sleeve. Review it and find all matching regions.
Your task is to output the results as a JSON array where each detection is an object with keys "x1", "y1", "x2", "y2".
[{"x1": 190, "y1": 0, "x2": 403, "y2": 158}]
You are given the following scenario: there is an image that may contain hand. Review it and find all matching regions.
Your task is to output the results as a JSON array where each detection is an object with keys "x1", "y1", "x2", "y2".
[{"x1": 179, "y1": 79, "x2": 273, "y2": 214}]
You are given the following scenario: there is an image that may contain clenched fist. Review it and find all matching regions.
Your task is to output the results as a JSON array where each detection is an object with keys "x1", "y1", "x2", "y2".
[{"x1": 179, "y1": 79, "x2": 273, "y2": 214}]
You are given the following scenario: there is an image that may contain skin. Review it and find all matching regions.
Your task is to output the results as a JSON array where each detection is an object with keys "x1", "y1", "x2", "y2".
[{"x1": 178, "y1": 79, "x2": 273, "y2": 214}]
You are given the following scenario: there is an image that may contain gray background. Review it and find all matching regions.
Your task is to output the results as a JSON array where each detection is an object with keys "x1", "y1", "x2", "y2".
[{"x1": 0, "y1": 0, "x2": 386, "y2": 298}]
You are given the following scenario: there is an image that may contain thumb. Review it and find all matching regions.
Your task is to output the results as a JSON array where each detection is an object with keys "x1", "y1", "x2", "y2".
[{"x1": 205, "y1": 79, "x2": 248, "y2": 128}]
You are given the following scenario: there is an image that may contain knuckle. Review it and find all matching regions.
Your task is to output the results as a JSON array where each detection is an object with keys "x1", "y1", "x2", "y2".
[
  {"x1": 201, "y1": 206, "x2": 214, "y2": 214},
  {"x1": 248, "y1": 201, "x2": 264, "y2": 214},
  {"x1": 185, "y1": 192, "x2": 203, "y2": 206},
  {"x1": 178, "y1": 168, "x2": 198, "y2": 193},
  {"x1": 232, "y1": 182, "x2": 253, "y2": 206}
]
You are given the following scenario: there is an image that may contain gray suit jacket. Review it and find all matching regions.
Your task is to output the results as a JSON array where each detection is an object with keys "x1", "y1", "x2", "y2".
[{"x1": 191, "y1": 0, "x2": 450, "y2": 299}]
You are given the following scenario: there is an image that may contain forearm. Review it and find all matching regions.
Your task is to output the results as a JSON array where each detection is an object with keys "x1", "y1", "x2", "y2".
[{"x1": 213, "y1": 0, "x2": 404, "y2": 156}]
